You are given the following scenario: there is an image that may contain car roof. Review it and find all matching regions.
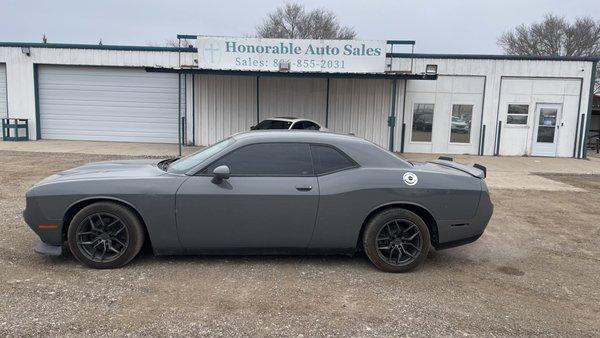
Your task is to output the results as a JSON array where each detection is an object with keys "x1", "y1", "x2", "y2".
[
  {"x1": 231, "y1": 130, "x2": 410, "y2": 168},
  {"x1": 265, "y1": 117, "x2": 319, "y2": 124},
  {"x1": 234, "y1": 130, "x2": 358, "y2": 143}
]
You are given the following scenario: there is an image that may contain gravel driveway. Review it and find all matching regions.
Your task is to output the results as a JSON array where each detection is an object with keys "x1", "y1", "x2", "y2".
[{"x1": 1, "y1": 150, "x2": 599, "y2": 336}]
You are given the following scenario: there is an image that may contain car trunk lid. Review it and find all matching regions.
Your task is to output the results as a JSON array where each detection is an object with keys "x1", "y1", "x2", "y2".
[{"x1": 427, "y1": 157, "x2": 487, "y2": 179}]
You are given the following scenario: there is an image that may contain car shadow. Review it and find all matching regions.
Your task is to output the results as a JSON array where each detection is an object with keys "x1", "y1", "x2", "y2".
[{"x1": 34, "y1": 243, "x2": 487, "y2": 274}]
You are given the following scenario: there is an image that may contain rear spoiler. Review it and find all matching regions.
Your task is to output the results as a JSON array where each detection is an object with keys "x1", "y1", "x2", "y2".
[{"x1": 429, "y1": 157, "x2": 487, "y2": 179}]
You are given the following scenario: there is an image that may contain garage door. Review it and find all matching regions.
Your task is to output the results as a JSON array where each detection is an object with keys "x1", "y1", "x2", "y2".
[
  {"x1": 38, "y1": 66, "x2": 182, "y2": 143},
  {"x1": 0, "y1": 64, "x2": 7, "y2": 118}
]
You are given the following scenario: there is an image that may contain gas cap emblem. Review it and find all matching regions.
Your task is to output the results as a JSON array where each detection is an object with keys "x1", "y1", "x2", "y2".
[{"x1": 403, "y1": 172, "x2": 418, "y2": 186}]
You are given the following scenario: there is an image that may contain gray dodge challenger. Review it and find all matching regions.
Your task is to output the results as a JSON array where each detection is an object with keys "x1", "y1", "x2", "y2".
[{"x1": 24, "y1": 131, "x2": 493, "y2": 272}]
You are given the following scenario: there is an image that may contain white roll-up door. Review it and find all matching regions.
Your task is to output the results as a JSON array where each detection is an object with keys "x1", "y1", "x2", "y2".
[
  {"x1": 38, "y1": 66, "x2": 183, "y2": 143},
  {"x1": 0, "y1": 64, "x2": 7, "y2": 118}
]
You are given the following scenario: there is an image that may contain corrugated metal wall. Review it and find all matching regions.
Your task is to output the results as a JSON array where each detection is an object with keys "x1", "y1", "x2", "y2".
[
  {"x1": 259, "y1": 77, "x2": 327, "y2": 125},
  {"x1": 196, "y1": 75, "x2": 257, "y2": 145},
  {"x1": 193, "y1": 76, "x2": 394, "y2": 148},
  {"x1": 0, "y1": 64, "x2": 6, "y2": 118},
  {"x1": 38, "y1": 65, "x2": 181, "y2": 143},
  {"x1": 328, "y1": 78, "x2": 392, "y2": 148}
]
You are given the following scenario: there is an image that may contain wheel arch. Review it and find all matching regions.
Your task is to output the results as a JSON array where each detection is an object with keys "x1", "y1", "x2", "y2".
[
  {"x1": 61, "y1": 197, "x2": 152, "y2": 247},
  {"x1": 357, "y1": 202, "x2": 439, "y2": 249}
]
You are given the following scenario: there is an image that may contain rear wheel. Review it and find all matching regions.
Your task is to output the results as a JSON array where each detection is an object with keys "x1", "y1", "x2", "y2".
[
  {"x1": 67, "y1": 202, "x2": 144, "y2": 269},
  {"x1": 363, "y1": 208, "x2": 430, "y2": 272}
]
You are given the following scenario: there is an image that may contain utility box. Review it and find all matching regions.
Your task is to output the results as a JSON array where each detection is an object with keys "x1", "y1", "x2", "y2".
[{"x1": 2, "y1": 118, "x2": 29, "y2": 141}]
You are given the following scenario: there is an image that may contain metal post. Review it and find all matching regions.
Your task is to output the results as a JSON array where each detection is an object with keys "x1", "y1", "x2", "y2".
[
  {"x1": 399, "y1": 80, "x2": 408, "y2": 152},
  {"x1": 480, "y1": 125, "x2": 486, "y2": 156},
  {"x1": 178, "y1": 72, "x2": 182, "y2": 157},
  {"x1": 578, "y1": 113, "x2": 586, "y2": 158},
  {"x1": 388, "y1": 79, "x2": 398, "y2": 151},
  {"x1": 33, "y1": 64, "x2": 41, "y2": 140},
  {"x1": 325, "y1": 78, "x2": 330, "y2": 128},
  {"x1": 400, "y1": 123, "x2": 406, "y2": 153},
  {"x1": 192, "y1": 74, "x2": 195, "y2": 145},
  {"x1": 256, "y1": 76, "x2": 260, "y2": 123},
  {"x1": 582, "y1": 61, "x2": 598, "y2": 159},
  {"x1": 495, "y1": 121, "x2": 502, "y2": 156},
  {"x1": 477, "y1": 77, "x2": 488, "y2": 156}
]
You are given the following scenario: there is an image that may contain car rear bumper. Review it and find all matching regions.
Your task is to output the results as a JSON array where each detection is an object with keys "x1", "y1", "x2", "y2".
[{"x1": 434, "y1": 184, "x2": 494, "y2": 249}]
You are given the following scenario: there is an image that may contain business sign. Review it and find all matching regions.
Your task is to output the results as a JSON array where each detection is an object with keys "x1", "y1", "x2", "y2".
[{"x1": 196, "y1": 36, "x2": 387, "y2": 73}]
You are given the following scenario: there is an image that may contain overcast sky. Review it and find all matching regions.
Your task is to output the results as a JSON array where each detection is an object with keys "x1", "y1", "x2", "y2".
[{"x1": 1, "y1": 0, "x2": 598, "y2": 54}]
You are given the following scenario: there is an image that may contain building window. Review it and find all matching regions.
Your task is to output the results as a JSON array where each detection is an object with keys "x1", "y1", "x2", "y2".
[
  {"x1": 450, "y1": 104, "x2": 473, "y2": 143},
  {"x1": 506, "y1": 104, "x2": 529, "y2": 125},
  {"x1": 412, "y1": 103, "x2": 435, "y2": 142}
]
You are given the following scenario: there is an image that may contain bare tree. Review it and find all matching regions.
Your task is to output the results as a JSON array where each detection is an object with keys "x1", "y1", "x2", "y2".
[
  {"x1": 256, "y1": 3, "x2": 356, "y2": 39},
  {"x1": 498, "y1": 14, "x2": 600, "y2": 93},
  {"x1": 164, "y1": 39, "x2": 194, "y2": 48}
]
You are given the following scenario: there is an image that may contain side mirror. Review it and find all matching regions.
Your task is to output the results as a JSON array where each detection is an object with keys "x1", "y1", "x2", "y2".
[{"x1": 211, "y1": 165, "x2": 230, "y2": 184}]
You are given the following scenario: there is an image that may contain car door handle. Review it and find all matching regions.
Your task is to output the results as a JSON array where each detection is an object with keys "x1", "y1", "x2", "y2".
[{"x1": 295, "y1": 185, "x2": 313, "y2": 191}]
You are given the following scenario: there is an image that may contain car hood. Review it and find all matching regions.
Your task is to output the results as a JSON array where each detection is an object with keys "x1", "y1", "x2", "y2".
[{"x1": 35, "y1": 159, "x2": 166, "y2": 186}]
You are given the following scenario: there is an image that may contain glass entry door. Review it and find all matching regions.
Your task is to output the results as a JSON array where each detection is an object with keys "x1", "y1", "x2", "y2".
[{"x1": 531, "y1": 103, "x2": 562, "y2": 157}]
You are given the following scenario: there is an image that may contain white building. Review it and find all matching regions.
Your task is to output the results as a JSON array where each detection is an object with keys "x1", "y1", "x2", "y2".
[{"x1": 0, "y1": 39, "x2": 597, "y2": 158}]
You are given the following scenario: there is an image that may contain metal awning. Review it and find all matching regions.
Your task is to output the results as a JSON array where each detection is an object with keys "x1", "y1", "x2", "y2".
[{"x1": 145, "y1": 67, "x2": 438, "y2": 81}]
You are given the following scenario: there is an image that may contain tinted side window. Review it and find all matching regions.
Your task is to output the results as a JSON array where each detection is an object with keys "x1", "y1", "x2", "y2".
[
  {"x1": 310, "y1": 145, "x2": 357, "y2": 175},
  {"x1": 203, "y1": 143, "x2": 314, "y2": 176},
  {"x1": 291, "y1": 122, "x2": 304, "y2": 130},
  {"x1": 304, "y1": 122, "x2": 319, "y2": 130},
  {"x1": 254, "y1": 120, "x2": 292, "y2": 129}
]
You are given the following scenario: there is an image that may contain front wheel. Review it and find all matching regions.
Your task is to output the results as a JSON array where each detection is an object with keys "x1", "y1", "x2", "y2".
[
  {"x1": 67, "y1": 202, "x2": 145, "y2": 269},
  {"x1": 363, "y1": 209, "x2": 430, "y2": 273}
]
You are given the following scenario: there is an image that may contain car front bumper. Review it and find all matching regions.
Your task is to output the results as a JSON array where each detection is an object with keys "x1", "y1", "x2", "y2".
[
  {"x1": 24, "y1": 198, "x2": 64, "y2": 256},
  {"x1": 34, "y1": 241, "x2": 63, "y2": 256}
]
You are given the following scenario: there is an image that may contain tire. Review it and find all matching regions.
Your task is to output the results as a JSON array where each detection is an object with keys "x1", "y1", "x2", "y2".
[
  {"x1": 363, "y1": 208, "x2": 430, "y2": 273},
  {"x1": 67, "y1": 202, "x2": 145, "y2": 269}
]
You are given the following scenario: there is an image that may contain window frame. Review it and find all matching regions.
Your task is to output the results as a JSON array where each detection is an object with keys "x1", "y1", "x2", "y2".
[
  {"x1": 194, "y1": 141, "x2": 359, "y2": 178},
  {"x1": 410, "y1": 102, "x2": 436, "y2": 144},
  {"x1": 448, "y1": 103, "x2": 475, "y2": 145},
  {"x1": 506, "y1": 103, "x2": 530, "y2": 126}
]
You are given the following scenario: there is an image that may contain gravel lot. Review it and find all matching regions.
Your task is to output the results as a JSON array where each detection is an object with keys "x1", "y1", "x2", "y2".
[{"x1": 1, "y1": 150, "x2": 599, "y2": 336}]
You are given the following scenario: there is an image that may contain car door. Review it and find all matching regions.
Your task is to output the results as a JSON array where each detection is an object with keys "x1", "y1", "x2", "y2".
[{"x1": 175, "y1": 142, "x2": 319, "y2": 252}]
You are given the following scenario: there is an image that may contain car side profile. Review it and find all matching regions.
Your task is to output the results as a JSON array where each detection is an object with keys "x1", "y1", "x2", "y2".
[
  {"x1": 24, "y1": 131, "x2": 493, "y2": 272},
  {"x1": 250, "y1": 117, "x2": 325, "y2": 131}
]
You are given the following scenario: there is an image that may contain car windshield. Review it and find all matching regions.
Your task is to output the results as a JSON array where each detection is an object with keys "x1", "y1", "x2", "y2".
[
  {"x1": 254, "y1": 120, "x2": 292, "y2": 130},
  {"x1": 167, "y1": 137, "x2": 235, "y2": 174}
]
